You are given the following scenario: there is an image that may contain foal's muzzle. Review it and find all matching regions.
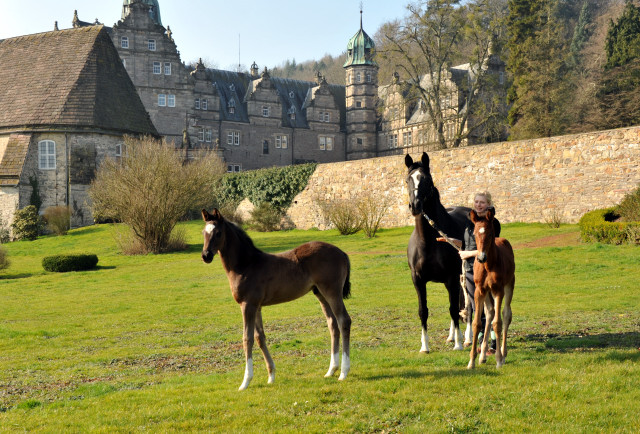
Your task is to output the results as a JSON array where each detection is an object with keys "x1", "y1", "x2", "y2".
[
  {"x1": 477, "y1": 252, "x2": 487, "y2": 264},
  {"x1": 202, "y1": 249, "x2": 214, "y2": 263}
]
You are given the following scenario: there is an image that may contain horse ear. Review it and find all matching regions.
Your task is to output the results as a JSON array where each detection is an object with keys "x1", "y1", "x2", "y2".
[
  {"x1": 486, "y1": 208, "x2": 494, "y2": 221},
  {"x1": 202, "y1": 209, "x2": 211, "y2": 221},
  {"x1": 404, "y1": 154, "x2": 414, "y2": 169},
  {"x1": 211, "y1": 208, "x2": 224, "y2": 221},
  {"x1": 469, "y1": 209, "x2": 479, "y2": 223},
  {"x1": 421, "y1": 152, "x2": 429, "y2": 169}
]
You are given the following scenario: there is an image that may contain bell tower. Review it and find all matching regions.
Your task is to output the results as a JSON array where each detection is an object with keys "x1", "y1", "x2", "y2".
[{"x1": 343, "y1": 8, "x2": 378, "y2": 160}]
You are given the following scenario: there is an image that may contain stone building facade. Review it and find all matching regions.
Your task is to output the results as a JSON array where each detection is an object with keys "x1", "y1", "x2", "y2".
[
  {"x1": 71, "y1": 0, "x2": 506, "y2": 171},
  {"x1": 0, "y1": 26, "x2": 158, "y2": 231}
]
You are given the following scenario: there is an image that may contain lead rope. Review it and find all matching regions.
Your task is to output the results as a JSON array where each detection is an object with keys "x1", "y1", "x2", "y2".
[{"x1": 422, "y1": 212, "x2": 472, "y2": 323}]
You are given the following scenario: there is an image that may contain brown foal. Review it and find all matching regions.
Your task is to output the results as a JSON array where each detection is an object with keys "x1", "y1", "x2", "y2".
[
  {"x1": 467, "y1": 209, "x2": 515, "y2": 369},
  {"x1": 201, "y1": 209, "x2": 352, "y2": 390}
]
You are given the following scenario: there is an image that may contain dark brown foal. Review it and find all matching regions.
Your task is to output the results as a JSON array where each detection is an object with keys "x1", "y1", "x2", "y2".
[{"x1": 201, "y1": 209, "x2": 352, "y2": 390}]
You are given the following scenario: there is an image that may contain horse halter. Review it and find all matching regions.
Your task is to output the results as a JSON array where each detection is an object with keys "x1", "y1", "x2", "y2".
[{"x1": 407, "y1": 167, "x2": 435, "y2": 212}]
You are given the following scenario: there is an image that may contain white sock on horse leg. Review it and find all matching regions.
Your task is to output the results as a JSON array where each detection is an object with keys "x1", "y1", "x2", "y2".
[
  {"x1": 338, "y1": 352, "x2": 350, "y2": 380},
  {"x1": 325, "y1": 352, "x2": 339, "y2": 377},
  {"x1": 239, "y1": 358, "x2": 253, "y2": 391}
]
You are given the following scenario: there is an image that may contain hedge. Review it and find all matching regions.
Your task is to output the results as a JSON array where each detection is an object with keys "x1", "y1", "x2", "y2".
[
  {"x1": 213, "y1": 163, "x2": 317, "y2": 211},
  {"x1": 579, "y1": 208, "x2": 640, "y2": 245},
  {"x1": 42, "y1": 254, "x2": 99, "y2": 272}
]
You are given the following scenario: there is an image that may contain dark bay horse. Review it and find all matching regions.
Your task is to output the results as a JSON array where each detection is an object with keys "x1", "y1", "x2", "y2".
[
  {"x1": 467, "y1": 209, "x2": 515, "y2": 369},
  {"x1": 201, "y1": 209, "x2": 352, "y2": 390},
  {"x1": 405, "y1": 152, "x2": 471, "y2": 352}
]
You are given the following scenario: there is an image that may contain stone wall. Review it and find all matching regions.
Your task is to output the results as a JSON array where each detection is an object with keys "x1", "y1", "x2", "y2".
[{"x1": 286, "y1": 126, "x2": 640, "y2": 228}]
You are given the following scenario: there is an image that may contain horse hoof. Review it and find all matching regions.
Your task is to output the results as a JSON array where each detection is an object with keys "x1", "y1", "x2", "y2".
[
  {"x1": 338, "y1": 373, "x2": 347, "y2": 381},
  {"x1": 420, "y1": 349, "x2": 430, "y2": 354},
  {"x1": 453, "y1": 344, "x2": 463, "y2": 351},
  {"x1": 446, "y1": 338, "x2": 454, "y2": 343},
  {"x1": 467, "y1": 362, "x2": 475, "y2": 370},
  {"x1": 463, "y1": 341, "x2": 472, "y2": 348},
  {"x1": 268, "y1": 373, "x2": 275, "y2": 384}
]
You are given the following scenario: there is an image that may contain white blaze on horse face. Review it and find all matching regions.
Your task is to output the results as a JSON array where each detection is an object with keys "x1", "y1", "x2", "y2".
[
  {"x1": 205, "y1": 223, "x2": 216, "y2": 234},
  {"x1": 479, "y1": 227, "x2": 485, "y2": 234},
  {"x1": 410, "y1": 171, "x2": 422, "y2": 194}
]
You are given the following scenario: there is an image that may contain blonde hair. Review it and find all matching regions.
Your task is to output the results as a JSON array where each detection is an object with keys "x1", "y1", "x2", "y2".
[{"x1": 473, "y1": 191, "x2": 493, "y2": 206}]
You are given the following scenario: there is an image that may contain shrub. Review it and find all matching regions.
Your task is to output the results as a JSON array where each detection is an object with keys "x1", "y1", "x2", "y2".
[
  {"x1": 579, "y1": 208, "x2": 640, "y2": 245},
  {"x1": 616, "y1": 184, "x2": 640, "y2": 222},
  {"x1": 11, "y1": 205, "x2": 44, "y2": 241},
  {"x1": 214, "y1": 163, "x2": 317, "y2": 212},
  {"x1": 0, "y1": 216, "x2": 10, "y2": 243},
  {"x1": 42, "y1": 254, "x2": 98, "y2": 272},
  {"x1": 0, "y1": 246, "x2": 9, "y2": 270},
  {"x1": 43, "y1": 206, "x2": 71, "y2": 235},
  {"x1": 357, "y1": 193, "x2": 390, "y2": 238},
  {"x1": 544, "y1": 209, "x2": 563, "y2": 228},
  {"x1": 90, "y1": 136, "x2": 225, "y2": 254},
  {"x1": 316, "y1": 198, "x2": 361, "y2": 235},
  {"x1": 248, "y1": 202, "x2": 285, "y2": 232}
]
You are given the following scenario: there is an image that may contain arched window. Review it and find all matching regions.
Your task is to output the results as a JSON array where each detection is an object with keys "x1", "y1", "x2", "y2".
[{"x1": 38, "y1": 140, "x2": 56, "y2": 170}]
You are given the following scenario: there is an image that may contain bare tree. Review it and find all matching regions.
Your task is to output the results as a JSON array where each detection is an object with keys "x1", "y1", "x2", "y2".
[
  {"x1": 377, "y1": 0, "x2": 508, "y2": 148},
  {"x1": 90, "y1": 136, "x2": 225, "y2": 254}
]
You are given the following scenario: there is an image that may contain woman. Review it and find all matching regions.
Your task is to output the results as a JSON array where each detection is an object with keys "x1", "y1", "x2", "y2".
[{"x1": 439, "y1": 192, "x2": 501, "y2": 352}]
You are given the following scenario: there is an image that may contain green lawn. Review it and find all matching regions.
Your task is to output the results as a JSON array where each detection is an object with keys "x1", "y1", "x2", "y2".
[{"x1": 1, "y1": 222, "x2": 639, "y2": 432}]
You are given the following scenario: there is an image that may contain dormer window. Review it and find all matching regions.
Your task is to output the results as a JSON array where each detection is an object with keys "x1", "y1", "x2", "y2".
[
  {"x1": 148, "y1": 39, "x2": 156, "y2": 51},
  {"x1": 288, "y1": 106, "x2": 296, "y2": 120},
  {"x1": 262, "y1": 106, "x2": 270, "y2": 117},
  {"x1": 228, "y1": 99, "x2": 236, "y2": 114},
  {"x1": 121, "y1": 36, "x2": 129, "y2": 49}
]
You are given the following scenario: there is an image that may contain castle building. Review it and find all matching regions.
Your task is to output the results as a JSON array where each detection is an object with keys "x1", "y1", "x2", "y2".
[
  {"x1": 72, "y1": 0, "x2": 506, "y2": 171},
  {"x1": 0, "y1": 26, "x2": 157, "y2": 230}
]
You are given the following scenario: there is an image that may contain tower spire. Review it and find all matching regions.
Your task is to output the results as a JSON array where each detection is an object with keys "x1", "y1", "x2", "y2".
[{"x1": 360, "y1": 2, "x2": 363, "y2": 30}]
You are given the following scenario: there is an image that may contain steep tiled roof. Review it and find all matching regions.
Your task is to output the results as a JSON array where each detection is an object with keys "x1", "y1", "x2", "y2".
[
  {"x1": 0, "y1": 26, "x2": 157, "y2": 136},
  {"x1": 0, "y1": 134, "x2": 31, "y2": 186}
]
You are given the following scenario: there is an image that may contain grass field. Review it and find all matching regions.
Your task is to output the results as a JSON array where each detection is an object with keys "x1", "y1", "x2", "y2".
[{"x1": 0, "y1": 221, "x2": 639, "y2": 432}]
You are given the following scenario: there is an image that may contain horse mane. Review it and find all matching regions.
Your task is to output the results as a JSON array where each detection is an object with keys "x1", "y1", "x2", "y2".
[{"x1": 224, "y1": 220, "x2": 261, "y2": 255}]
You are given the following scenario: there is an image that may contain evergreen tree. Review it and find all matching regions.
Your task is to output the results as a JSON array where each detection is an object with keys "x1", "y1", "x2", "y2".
[
  {"x1": 597, "y1": 1, "x2": 640, "y2": 129},
  {"x1": 506, "y1": 0, "x2": 575, "y2": 139},
  {"x1": 605, "y1": 0, "x2": 640, "y2": 69}
]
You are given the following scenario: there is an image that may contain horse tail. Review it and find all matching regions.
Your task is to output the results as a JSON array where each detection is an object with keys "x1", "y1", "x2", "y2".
[{"x1": 342, "y1": 255, "x2": 351, "y2": 300}]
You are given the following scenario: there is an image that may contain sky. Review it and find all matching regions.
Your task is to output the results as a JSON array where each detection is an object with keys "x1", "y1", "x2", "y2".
[{"x1": 0, "y1": 0, "x2": 411, "y2": 70}]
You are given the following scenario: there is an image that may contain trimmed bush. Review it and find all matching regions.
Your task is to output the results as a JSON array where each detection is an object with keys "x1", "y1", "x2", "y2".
[
  {"x1": 42, "y1": 254, "x2": 99, "y2": 272},
  {"x1": 579, "y1": 208, "x2": 640, "y2": 245},
  {"x1": 615, "y1": 184, "x2": 640, "y2": 222}
]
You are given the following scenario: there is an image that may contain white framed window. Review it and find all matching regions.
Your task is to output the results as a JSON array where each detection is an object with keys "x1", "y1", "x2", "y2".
[
  {"x1": 164, "y1": 62, "x2": 171, "y2": 75},
  {"x1": 148, "y1": 39, "x2": 156, "y2": 51},
  {"x1": 319, "y1": 136, "x2": 333, "y2": 151},
  {"x1": 275, "y1": 135, "x2": 288, "y2": 149},
  {"x1": 262, "y1": 106, "x2": 270, "y2": 117},
  {"x1": 158, "y1": 94, "x2": 166, "y2": 106},
  {"x1": 202, "y1": 99, "x2": 208, "y2": 110},
  {"x1": 403, "y1": 131, "x2": 413, "y2": 146},
  {"x1": 205, "y1": 128, "x2": 212, "y2": 143},
  {"x1": 318, "y1": 111, "x2": 331, "y2": 122},
  {"x1": 38, "y1": 140, "x2": 56, "y2": 170},
  {"x1": 167, "y1": 94, "x2": 175, "y2": 107},
  {"x1": 195, "y1": 98, "x2": 200, "y2": 110},
  {"x1": 121, "y1": 36, "x2": 129, "y2": 49},
  {"x1": 153, "y1": 61, "x2": 161, "y2": 74},
  {"x1": 115, "y1": 143, "x2": 122, "y2": 158},
  {"x1": 227, "y1": 131, "x2": 240, "y2": 146},
  {"x1": 227, "y1": 164, "x2": 241, "y2": 173},
  {"x1": 198, "y1": 128, "x2": 205, "y2": 142}
]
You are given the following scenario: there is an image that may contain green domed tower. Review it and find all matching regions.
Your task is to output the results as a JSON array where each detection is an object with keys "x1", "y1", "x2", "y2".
[
  {"x1": 344, "y1": 10, "x2": 378, "y2": 160},
  {"x1": 122, "y1": 0, "x2": 162, "y2": 26}
]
